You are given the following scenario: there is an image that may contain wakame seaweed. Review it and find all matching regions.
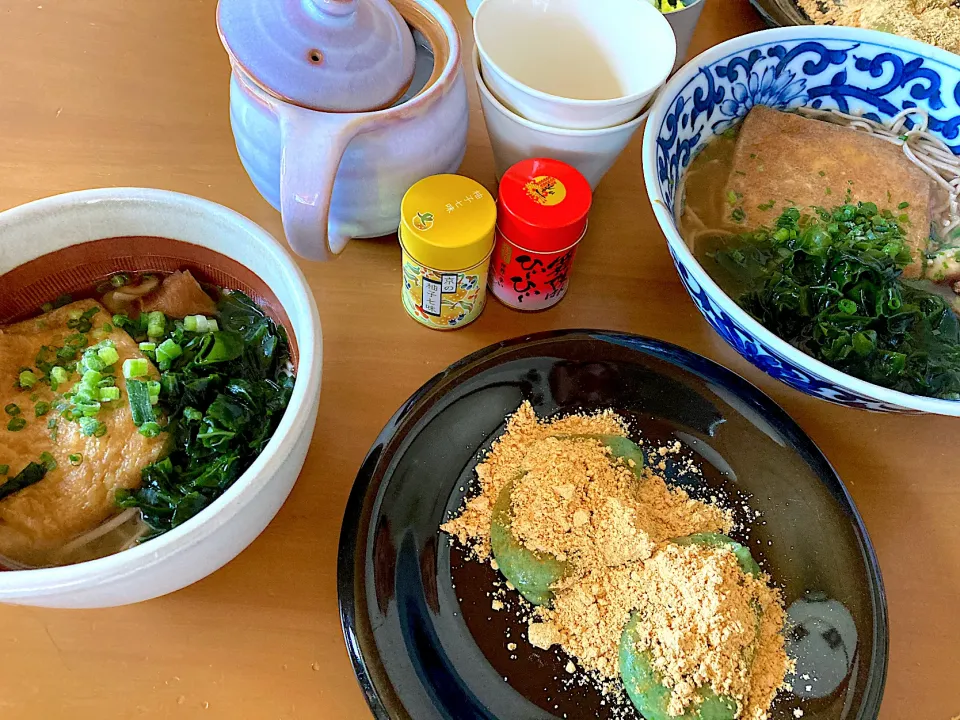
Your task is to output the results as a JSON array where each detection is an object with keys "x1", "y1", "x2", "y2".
[
  {"x1": 711, "y1": 203, "x2": 960, "y2": 399},
  {"x1": 114, "y1": 291, "x2": 295, "y2": 535},
  {"x1": 0, "y1": 462, "x2": 48, "y2": 501}
]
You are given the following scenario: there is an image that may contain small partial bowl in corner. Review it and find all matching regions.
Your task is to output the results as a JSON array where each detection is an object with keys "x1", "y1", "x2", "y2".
[
  {"x1": 0, "y1": 188, "x2": 323, "y2": 607},
  {"x1": 642, "y1": 25, "x2": 960, "y2": 415}
]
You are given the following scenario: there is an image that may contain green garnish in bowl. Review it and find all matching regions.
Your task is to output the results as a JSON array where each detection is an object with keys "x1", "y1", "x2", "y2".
[{"x1": 712, "y1": 202, "x2": 960, "y2": 399}]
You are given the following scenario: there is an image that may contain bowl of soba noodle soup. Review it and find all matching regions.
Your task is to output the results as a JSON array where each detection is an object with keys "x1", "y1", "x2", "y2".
[
  {"x1": 0, "y1": 188, "x2": 321, "y2": 607},
  {"x1": 643, "y1": 25, "x2": 960, "y2": 415}
]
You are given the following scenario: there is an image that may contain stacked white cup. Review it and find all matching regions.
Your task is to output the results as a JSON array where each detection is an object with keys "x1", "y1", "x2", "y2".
[{"x1": 469, "y1": 0, "x2": 678, "y2": 189}]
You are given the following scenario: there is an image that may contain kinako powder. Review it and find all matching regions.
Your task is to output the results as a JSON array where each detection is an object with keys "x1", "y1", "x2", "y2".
[
  {"x1": 442, "y1": 402, "x2": 792, "y2": 720},
  {"x1": 796, "y1": 0, "x2": 960, "y2": 55}
]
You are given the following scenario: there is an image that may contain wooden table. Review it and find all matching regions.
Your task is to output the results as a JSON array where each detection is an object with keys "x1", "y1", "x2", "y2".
[{"x1": 0, "y1": 1, "x2": 955, "y2": 717}]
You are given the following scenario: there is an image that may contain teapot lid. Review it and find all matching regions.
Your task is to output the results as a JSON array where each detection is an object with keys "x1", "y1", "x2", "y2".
[{"x1": 217, "y1": 0, "x2": 416, "y2": 112}]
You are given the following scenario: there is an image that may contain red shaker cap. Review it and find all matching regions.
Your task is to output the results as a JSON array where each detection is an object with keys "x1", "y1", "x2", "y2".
[{"x1": 497, "y1": 158, "x2": 593, "y2": 253}]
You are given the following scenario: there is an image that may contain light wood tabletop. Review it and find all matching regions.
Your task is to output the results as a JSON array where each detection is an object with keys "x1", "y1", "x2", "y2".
[{"x1": 0, "y1": 0, "x2": 955, "y2": 718}]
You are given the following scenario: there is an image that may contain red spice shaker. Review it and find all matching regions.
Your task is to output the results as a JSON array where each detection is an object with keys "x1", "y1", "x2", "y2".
[{"x1": 490, "y1": 158, "x2": 592, "y2": 310}]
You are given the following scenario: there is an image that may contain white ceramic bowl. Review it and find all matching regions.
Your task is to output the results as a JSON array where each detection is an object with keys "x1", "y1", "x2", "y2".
[
  {"x1": 474, "y1": 0, "x2": 675, "y2": 130},
  {"x1": 474, "y1": 49, "x2": 648, "y2": 189},
  {"x1": 643, "y1": 26, "x2": 960, "y2": 415},
  {"x1": 0, "y1": 188, "x2": 323, "y2": 606}
]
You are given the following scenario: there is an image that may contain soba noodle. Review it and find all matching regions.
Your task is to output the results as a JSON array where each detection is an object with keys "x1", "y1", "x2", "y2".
[{"x1": 52, "y1": 508, "x2": 148, "y2": 564}]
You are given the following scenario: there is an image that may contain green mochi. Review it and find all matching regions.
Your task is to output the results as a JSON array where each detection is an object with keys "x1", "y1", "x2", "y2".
[
  {"x1": 552, "y1": 434, "x2": 646, "y2": 479},
  {"x1": 619, "y1": 613, "x2": 738, "y2": 720},
  {"x1": 672, "y1": 532, "x2": 762, "y2": 578},
  {"x1": 619, "y1": 534, "x2": 764, "y2": 720},
  {"x1": 490, "y1": 476, "x2": 569, "y2": 607},
  {"x1": 489, "y1": 435, "x2": 645, "y2": 606}
]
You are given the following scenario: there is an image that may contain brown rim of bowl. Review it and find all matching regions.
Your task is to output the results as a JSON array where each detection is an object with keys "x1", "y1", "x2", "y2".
[
  {"x1": 217, "y1": 0, "x2": 455, "y2": 114},
  {"x1": 0, "y1": 236, "x2": 299, "y2": 366}
]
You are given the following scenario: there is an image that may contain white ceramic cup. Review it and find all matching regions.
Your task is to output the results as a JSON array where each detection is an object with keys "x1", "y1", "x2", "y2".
[
  {"x1": 474, "y1": 0, "x2": 675, "y2": 130},
  {"x1": 474, "y1": 49, "x2": 648, "y2": 190}
]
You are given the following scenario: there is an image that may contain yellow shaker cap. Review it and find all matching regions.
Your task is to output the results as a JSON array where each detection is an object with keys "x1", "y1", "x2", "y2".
[{"x1": 400, "y1": 174, "x2": 497, "y2": 270}]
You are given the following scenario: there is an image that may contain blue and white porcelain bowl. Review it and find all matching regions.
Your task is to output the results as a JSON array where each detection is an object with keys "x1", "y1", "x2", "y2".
[{"x1": 643, "y1": 26, "x2": 960, "y2": 416}]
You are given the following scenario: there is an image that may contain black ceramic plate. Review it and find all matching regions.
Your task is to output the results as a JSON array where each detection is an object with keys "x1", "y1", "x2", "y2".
[
  {"x1": 748, "y1": 0, "x2": 811, "y2": 27},
  {"x1": 338, "y1": 331, "x2": 887, "y2": 720}
]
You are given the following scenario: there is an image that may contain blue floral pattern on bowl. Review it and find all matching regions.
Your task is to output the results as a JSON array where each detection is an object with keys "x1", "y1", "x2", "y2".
[{"x1": 645, "y1": 28, "x2": 960, "y2": 415}]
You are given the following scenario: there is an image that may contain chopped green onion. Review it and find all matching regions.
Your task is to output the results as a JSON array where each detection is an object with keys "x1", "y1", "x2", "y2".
[
  {"x1": 50, "y1": 366, "x2": 69, "y2": 387},
  {"x1": 34, "y1": 401, "x2": 50, "y2": 417},
  {"x1": 101, "y1": 323, "x2": 113, "y2": 334},
  {"x1": 183, "y1": 407, "x2": 202, "y2": 422},
  {"x1": 147, "y1": 311, "x2": 166, "y2": 338},
  {"x1": 81, "y1": 352, "x2": 105, "y2": 373},
  {"x1": 78, "y1": 416, "x2": 104, "y2": 437},
  {"x1": 97, "y1": 345, "x2": 120, "y2": 366},
  {"x1": 68, "y1": 453, "x2": 83, "y2": 466},
  {"x1": 123, "y1": 358, "x2": 149, "y2": 379},
  {"x1": 77, "y1": 402, "x2": 102, "y2": 418},
  {"x1": 157, "y1": 339, "x2": 182, "y2": 359},
  {"x1": 110, "y1": 273, "x2": 129, "y2": 288},
  {"x1": 18, "y1": 370, "x2": 38, "y2": 389},
  {"x1": 65, "y1": 333, "x2": 88, "y2": 348},
  {"x1": 40, "y1": 302, "x2": 53, "y2": 313},
  {"x1": 184, "y1": 315, "x2": 211, "y2": 333},
  {"x1": 837, "y1": 299, "x2": 857, "y2": 314},
  {"x1": 206, "y1": 319, "x2": 219, "y2": 332},
  {"x1": 139, "y1": 342, "x2": 157, "y2": 353},
  {"x1": 0, "y1": 465, "x2": 8, "y2": 475},
  {"x1": 99, "y1": 387, "x2": 121, "y2": 402},
  {"x1": 139, "y1": 422, "x2": 162, "y2": 438},
  {"x1": 126, "y1": 380, "x2": 154, "y2": 426},
  {"x1": 6, "y1": 417, "x2": 26, "y2": 432},
  {"x1": 147, "y1": 381, "x2": 161, "y2": 397},
  {"x1": 4, "y1": 403, "x2": 20, "y2": 416},
  {"x1": 39, "y1": 451, "x2": 57, "y2": 471}
]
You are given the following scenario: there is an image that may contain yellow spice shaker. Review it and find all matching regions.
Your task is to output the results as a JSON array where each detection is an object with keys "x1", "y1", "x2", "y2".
[{"x1": 399, "y1": 174, "x2": 496, "y2": 330}]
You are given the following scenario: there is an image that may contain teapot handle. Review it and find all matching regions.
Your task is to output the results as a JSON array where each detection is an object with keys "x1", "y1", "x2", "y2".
[{"x1": 277, "y1": 105, "x2": 367, "y2": 261}]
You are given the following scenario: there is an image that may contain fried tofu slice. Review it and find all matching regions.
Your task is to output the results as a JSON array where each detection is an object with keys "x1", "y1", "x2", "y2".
[
  {"x1": 723, "y1": 106, "x2": 934, "y2": 278},
  {"x1": 0, "y1": 300, "x2": 167, "y2": 567},
  {"x1": 141, "y1": 270, "x2": 217, "y2": 318}
]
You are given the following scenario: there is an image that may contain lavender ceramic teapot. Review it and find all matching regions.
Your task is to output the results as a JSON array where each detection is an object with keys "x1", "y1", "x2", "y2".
[{"x1": 218, "y1": 0, "x2": 469, "y2": 260}]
